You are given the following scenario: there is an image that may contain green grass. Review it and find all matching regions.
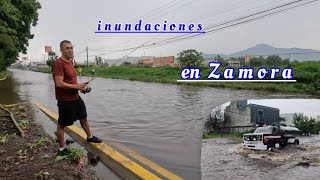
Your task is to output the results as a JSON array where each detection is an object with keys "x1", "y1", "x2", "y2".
[
  {"x1": 38, "y1": 61, "x2": 320, "y2": 96},
  {"x1": 0, "y1": 70, "x2": 8, "y2": 79}
]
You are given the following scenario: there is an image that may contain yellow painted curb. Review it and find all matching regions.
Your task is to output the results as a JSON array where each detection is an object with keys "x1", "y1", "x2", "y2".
[
  {"x1": 32, "y1": 101, "x2": 162, "y2": 180},
  {"x1": 111, "y1": 141, "x2": 183, "y2": 180}
]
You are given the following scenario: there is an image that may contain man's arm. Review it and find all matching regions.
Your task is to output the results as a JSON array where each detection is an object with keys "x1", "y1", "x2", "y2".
[{"x1": 54, "y1": 76, "x2": 86, "y2": 90}]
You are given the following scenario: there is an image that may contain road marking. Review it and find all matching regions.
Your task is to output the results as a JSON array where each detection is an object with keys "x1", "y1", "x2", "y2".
[
  {"x1": 33, "y1": 101, "x2": 162, "y2": 180},
  {"x1": 111, "y1": 140, "x2": 184, "y2": 180}
]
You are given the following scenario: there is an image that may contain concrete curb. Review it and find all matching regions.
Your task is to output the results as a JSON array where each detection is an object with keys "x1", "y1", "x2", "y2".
[{"x1": 33, "y1": 101, "x2": 162, "y2": 180}]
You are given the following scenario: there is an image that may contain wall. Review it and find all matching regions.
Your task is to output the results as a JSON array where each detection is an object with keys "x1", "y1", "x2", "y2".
[
  {"x1": 224, "y1": 101, "x2": 252, "y2": 132},
  {"x1": 152, "y1": 56, "x2": 174, "y2": 67},
  {"x1": 250, "y1": 104, "x2": 280, "y2": 125}
]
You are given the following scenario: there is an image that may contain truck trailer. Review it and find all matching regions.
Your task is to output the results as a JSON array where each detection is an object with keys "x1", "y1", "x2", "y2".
[{"x1": 242, "y1": 125, "x2": 300, "y2": 151}]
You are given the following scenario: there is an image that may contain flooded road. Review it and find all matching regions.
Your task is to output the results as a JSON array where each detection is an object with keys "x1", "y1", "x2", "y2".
[
  {"x1": 0, "y1": 69, "x2": 314, "y2": 179},
  {"x1": 202, "y1": 135, "x2": 320, "y2": 180}
]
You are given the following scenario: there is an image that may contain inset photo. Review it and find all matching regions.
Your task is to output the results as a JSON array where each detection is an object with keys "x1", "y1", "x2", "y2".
[{"x1": 202, "y1": 99, "x2": 320, "y2": 180}]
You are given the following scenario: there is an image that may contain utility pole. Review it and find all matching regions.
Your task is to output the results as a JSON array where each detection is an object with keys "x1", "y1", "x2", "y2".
[
  {"x1": 288, "y1": 53, "x2": 291, "y2": 66},
  {"x1": 86, "y1": 46, "x2": 89, "y2": 68},
  {"x1": 288, "y1": 53, "x2": 291, "y2": 61}
]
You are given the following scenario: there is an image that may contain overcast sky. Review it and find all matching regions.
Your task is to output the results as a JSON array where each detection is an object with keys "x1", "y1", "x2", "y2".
[{"x1": 22, "y1": 0, "x2": 320, "y2": 64}]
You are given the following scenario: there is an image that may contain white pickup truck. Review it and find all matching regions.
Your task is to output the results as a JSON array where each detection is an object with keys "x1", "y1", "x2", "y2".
[{"x1": 242, "y1": 125, "x2": 300, "y2": 151}]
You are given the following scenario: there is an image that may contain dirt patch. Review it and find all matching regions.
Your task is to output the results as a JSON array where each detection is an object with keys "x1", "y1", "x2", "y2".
[{"x1": 0, "y1": 104, "x2": 98, "y2": 180}]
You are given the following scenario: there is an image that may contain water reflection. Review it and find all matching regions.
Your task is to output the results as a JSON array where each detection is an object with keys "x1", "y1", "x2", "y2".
[{"x1": 0, "y1": 74, "x2": 22, "y2": 104}]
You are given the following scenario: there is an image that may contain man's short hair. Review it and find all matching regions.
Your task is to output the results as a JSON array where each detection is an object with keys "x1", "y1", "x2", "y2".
[{"x1": 60, "y1": 40, "x2": 71, "y2": 49}]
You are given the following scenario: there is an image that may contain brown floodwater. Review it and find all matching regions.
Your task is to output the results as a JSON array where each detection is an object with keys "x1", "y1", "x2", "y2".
[
  {"x1": 0, "y1": 69, "x2": 315, "y2": 179},
  {"x1": 202, "y1": 135, "x2": 320, "y2": 180}
]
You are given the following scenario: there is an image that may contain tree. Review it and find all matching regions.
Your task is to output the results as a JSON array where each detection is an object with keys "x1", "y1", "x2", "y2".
[
  {"x1": 48, "y1": 51, "x2": 58, "y2": 60},
  {"x1": 250, "y1": 56, "x2": 264, "y2": 67},
  {"x1": 279, "y1": 117, "x2": 286, "y2": 122},
  {"x1": 292, "y1": 113, "x2": 319, "y2": 134},
  {"x1": 214, "y1": 55, "x2": 228, "y2": 67},
  {"x1": 204, "y1": 106, "x2": 224, "y2": 132},
  {"x1": 121, "y1": 61, "x2": 131, "y2": 66},
  {"x1": 177, "y1": 49, "x2": 204, "y2": 67},
  {"x1": 94, "y1": 56, "x2": 103, "y2": 65},
  {"x1": 214, "y1": 55, "x2": 222, "y2": 62},
  {"x1": 266, "y1": 55, "x2": 283, "y2": 66},
  {"x1": 0, "y1": 0, "x2": 41, "y2": 71},
  {"x1": 46, "y1": 51, "x2": 58, "y2": 68}
]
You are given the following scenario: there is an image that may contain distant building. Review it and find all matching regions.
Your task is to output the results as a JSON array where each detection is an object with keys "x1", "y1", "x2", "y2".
[
  {"x1": 104, "y1": 56, "x2": 155, "y2": 66},
  {"x1": 280, "y1": 113, "x2": 304, "y2": 127},
  {"x1": 203, "y1": 57, "x2": 217, "y2": 65},
  {"x1": 227, "y1": 60, "x2": 240, "y2": 67},
  {"x1": 223, "y1": 100, "x2": 280, "y2": 132},
  {"x1": 317, "y1": 115, "x2": 320, "y2": 121},
  {"x1": 138, "y1": 56, "x2": 175, "y2": 67},
  {"x1": 245, "y1": 54, "x2": 252, "y2": 63}
]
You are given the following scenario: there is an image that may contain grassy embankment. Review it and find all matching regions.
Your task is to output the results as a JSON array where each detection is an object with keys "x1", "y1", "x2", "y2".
[
  {"x1": 38, "y1": 61, "x2": 320, "y2": 96},
  {"x1": 0, "y1": 70, "x2": 8, "y2": 79}
]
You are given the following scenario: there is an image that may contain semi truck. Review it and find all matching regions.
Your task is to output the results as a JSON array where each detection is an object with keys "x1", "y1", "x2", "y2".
[{"x1": 242, "y1": 124, "x2": 300, "y2": 151}]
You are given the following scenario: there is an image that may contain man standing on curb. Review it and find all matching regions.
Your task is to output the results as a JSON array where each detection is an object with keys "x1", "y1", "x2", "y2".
[{"x1": 52, "y1": 40, "x2": 102, "y2": 156}]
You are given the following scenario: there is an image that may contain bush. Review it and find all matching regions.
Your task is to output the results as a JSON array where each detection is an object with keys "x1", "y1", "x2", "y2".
[{"x1": 293, "y1": 113, "x2": 320, "y2": 134}]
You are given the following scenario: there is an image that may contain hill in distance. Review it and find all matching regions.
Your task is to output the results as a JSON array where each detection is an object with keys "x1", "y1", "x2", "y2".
[{"x1": 203, "y1": 44, "x2": 320, "y2": 61}]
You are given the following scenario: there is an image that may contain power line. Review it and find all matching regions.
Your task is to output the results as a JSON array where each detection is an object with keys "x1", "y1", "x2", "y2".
[
  {"x1": 87, "y1": 0, "x2": 269, "y2": 54},
  {"x1": 86, "y1": 0, "x2": 188, "y2": 48},
  {"x1": 144, "y1": 0, "x2": 200, "y2": 23},
  {"x1": 187, "y1": 0, "x2": 261, "y2": 23},
  {"x1": 133, "y1": 0, "x2": 187, "y2": 23},
  {"x1": 85, "y1": 37, "x2": 155, "y2": 83},
  {"x1": 141, "y1": 0, "x2": 320, "y2": 49},
  {"x1": 201, "y1": 0, "x2": 287, "y2": 25},
  {"x1": 88, "y1": 0, "x2": 257, "y2": 54},
  {"x1": 81, "y1": 0, "x2": 319, "y2": 59},
  {"x1": 149, "y1": 0, "x2": 310, "y2": 46}
]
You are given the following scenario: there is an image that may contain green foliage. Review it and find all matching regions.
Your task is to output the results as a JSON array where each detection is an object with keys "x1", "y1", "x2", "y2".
[
  {"x1": 177, "y1": 49, "x2": 204, "y2": 67},
  {"x1": 214, "y1": 55, "x2": 229, "y2": 67},
  {"x1": 55, "y1": 147, "x2": 84, "y2": 162},
  {"x1": 46, "y1": 51, "x2": 58, "y2": 67},
  {"x1": 293, "y1": 113, "x2": 320, "y2": 134},
  {"x1": 0, "y1": 0, "x2": 41, "y2": 71},
  {"x1": 37, "y1": 60, "x2": 320, "y2": 96},
  {"x1": 26, "y1": 136, "x2": 55, "y2": 149},
  {"x1": 313, "y1": 79, "x2": 320, "y2": 90},
  {"x1": 0, "y1": 70, "x2": 8, "y2": 79},
  {"x1": 121, "y1": 61, "x2": 132, "y2": 66},
  {"x1": 279, "y1": 117, "x2": 286, "y2": 122},
  {"x1": 266, "y1": 55, "x2": 283, "y2": 66},
  {"x1": 18, "y1": 119, "x2": 29, "y2": 129},
  {"x1": 46, "y1": 59, "x2": 53, "y2": 67},
  {"x1": 0, "y1": 134, "x2": 9, "y2": 144}
]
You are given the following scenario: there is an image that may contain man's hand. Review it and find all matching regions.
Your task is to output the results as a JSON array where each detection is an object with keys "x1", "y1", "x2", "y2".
[
  {"x1": 74, "y1": 83, "x2": 87, "y2": 90},
  {"x1": 54, "y1": 76, "x2": 87, "y2": 90}
]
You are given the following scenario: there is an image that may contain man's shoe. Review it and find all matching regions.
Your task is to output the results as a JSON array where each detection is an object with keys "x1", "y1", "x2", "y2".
[
  {"x1": 87, "y1": 136, "x2": 102, "y2": 143},
  {"x1": 57, "y1": 148, "x2": 71, "y2": 157}
]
